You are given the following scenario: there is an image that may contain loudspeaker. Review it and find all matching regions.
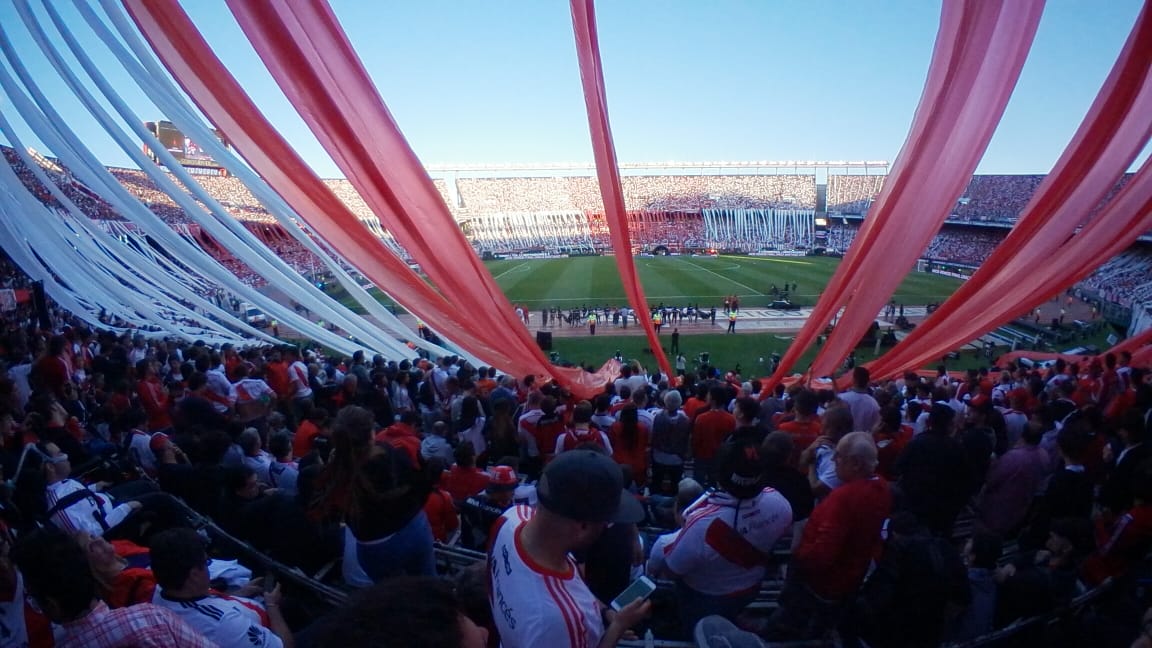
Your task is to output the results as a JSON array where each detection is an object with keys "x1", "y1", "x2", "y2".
[
  {"x1": 31, "y1": 281, "x2": 51, "y2": 330},
  {"x1": 536, "y1": 331, "x2": 553, "y2": 351}
]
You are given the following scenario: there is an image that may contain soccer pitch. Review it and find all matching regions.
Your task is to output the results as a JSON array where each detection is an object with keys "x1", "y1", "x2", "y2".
[
  {"x1": 320, "y1": 255, "x2": 1009, "y2": 372},
  {"x1": 488, "y1": 255, "x2": 963, "y2": 309}
]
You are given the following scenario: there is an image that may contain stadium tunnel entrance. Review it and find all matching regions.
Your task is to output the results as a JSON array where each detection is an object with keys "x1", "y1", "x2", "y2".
[{"x1": 651, "y1": 245, "x2": 669, "y2": 255}]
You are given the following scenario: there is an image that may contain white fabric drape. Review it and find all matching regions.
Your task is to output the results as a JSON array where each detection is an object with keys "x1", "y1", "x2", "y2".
[
  {"x1": 80, "y1": 0, "x2": 481, "y2": 365},
  {"x1": 11, "y1": 0, "x2": 420, "y2": 360},
  {"x1": 0, "y1": 8, "x2": 366, "y2": 355}
]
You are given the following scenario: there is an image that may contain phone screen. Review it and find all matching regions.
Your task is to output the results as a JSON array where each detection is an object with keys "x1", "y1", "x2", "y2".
[{"x1": 611, "y1": 576, "x2": 655, "y2": 611}]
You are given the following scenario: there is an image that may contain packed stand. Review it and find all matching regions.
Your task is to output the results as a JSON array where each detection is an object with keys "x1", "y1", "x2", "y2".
[
  {"x1": 4, "y1": 146, "x2": 122, "y2": 221},
  {"x1": 952, "y1": 175, "x2": 1046, "y2": 223},
  {"x1": 454, "y1": 174, "x2": 818, "y2": 214},
  {"x1": 923, "y1": 227, "x2": 1005, "y2": 265},
  {"x1": 826, "y1": 174, "x2": 887, "y2": 214},
  {"x1": 1077, "y1": 248, "x2": 1152, "y2": 308}
]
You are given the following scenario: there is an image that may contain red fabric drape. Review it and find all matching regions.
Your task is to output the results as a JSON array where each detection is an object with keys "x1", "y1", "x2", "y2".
[
  {"x1": 806, "y1": 0, "x2": 1044, "y2": 379},
  {"x1": 884, "y1": 159, "x2": 1152, "y2": 378},
  {"x1": 763, "y1": 0, "x2": 1044, "y2": 389},
  {"x1": 994, "y1": 324, "x2": 1152, "y2": 370},
  {"x1": 221, "y1": 0, "x2": 617, "y2": 398},
  {"x1": 125, "y1": 0, "x2": 617, "y2": 397},
  {"x1": 869, "y1": 1, "x2": 1152, "y2": 378},
  {"x1": 569, "y1": 0, "x2": 672, "y2": 380}
]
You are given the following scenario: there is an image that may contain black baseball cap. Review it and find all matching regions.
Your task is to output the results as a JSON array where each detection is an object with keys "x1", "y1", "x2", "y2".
[
  {"x1": 537, "y1": 450, "x2": 645, "y2": 524},
  {"x1": 716, "y1": 438, "x2": 767, "y2": 499}
]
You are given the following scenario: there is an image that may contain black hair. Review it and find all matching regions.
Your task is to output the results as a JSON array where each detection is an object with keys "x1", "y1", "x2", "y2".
[
  {"x1": 224, "y1": 465, "x2": 257, "y2": 494},
  {"x1": 617, "y1": 405, "x2": 639, "y2": 450},
  {"x1": 310, "y1": 576, "x2": 465, "y2": 647},
  {"x1": 792, "y1": 388, "x2": 818, "y2": 416},
  {"x1": 269, "y1": 432, "x2": 293, "y2": 460},
  {"x1": 149, "y1": 528, "x2": 208, "y2": 591},
  {"x1": 13, "y1": 528, "x2": 96, "y2": 622},
  {"x1": 454, "y1": 441, "x2": 476, "y2": 468}
]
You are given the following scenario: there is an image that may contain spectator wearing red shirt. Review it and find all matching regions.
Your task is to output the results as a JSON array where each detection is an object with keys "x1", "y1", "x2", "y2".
[
  {"x1": 291, "y1": 409, "x2": 328, "y2": 460},
  {"x1": 691, "y1": 386, "x2": 736, "y2": 486},
  {"x1": 441, "y1": 442, "x2": 490, "y2": 504},
  {"x1": 768, "y1": 432, "x2": 892, "y2": 640},
  {"x1": 375, "y1": 416, "x2": 422, "y2": 466},
  {"x1": 423, "y1": 467, "x2": 459, "y2": 544},
  {"x1": 682, "y1": 383, "x2": 709, "y2": 422},
  {"x1": 776, "y1": 389, "x2": 822, "y2": 468},
  {"x1": 1084, "y1": 463, "x2": 1152, "y2": 586},
  {"x1": 30, "y1": 335, "x2": 71, "y2": 400},
  {"x1": 265, "y1": 351, "x2": 291, "y2": 402},
  {"x1": 135, "y1": 360, "x2": 172, "y2": 433},
  {"x1": 872, "y1": 406, "x2": 911, "y2": 481}
]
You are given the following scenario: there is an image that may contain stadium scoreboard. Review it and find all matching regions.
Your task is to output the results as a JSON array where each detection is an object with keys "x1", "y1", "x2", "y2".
[{"x1": 143, "y1": 120, "x2": 229, "y2": 172}]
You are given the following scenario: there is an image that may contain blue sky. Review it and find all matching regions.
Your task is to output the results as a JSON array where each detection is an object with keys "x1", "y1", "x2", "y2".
[{"x1": 0, "y1": 0, "x2": 1146, "y2": 177}]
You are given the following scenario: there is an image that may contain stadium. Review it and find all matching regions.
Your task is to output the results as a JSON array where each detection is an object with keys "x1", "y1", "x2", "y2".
[{"x1": 1, "y1": 1, "x2": 1151, "y2": 647}]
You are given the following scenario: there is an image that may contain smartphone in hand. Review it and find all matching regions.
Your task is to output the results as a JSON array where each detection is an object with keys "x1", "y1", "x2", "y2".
[{"x1": 610, "y1": 576, "x2": 656, "y2": 611}]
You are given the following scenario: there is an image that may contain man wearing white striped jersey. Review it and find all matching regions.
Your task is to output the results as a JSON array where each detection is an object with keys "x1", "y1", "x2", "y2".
[
  {"x1": 488, "y1": 450, "x2": 647, "y2": 647},
  {"x1": 150, "y1": 528, "x2": 292, "y2": 648}
]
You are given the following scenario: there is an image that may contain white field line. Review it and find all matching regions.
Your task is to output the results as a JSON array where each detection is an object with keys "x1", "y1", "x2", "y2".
[
  {"x1": 681, "y1": 259, "x2": 764, "y2": 295},
  {"x1": 491, "y1": 261, "x2": 532, "y2": 279}
]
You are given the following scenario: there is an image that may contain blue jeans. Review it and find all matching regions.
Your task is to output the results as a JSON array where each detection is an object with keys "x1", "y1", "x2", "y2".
[{"x1": 355, "y1": 511, "x2": 436, "y2": 582}]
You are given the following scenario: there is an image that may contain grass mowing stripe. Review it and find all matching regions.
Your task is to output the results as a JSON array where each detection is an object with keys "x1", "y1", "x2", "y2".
[{"x1": 680, "y1": 258, "x2": 764, "y2": 296}]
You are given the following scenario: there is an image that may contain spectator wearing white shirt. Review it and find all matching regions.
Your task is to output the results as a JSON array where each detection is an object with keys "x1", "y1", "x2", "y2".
[
  {"x1": 239, "y1": 428, "x2": 273, "y2": 486},
  {"x1": 646, "y1": 478, "x2": 705, "y2": 578},
  {"x1": 267, "y1": 432, "x2": 299, "y2": 497},
  {"x1": 838, "y1": 366, "x2": 880, "y2": 433}
]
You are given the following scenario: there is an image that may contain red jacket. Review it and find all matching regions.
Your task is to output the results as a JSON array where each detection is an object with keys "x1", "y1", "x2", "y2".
[
  {"x1": 793, "y1": 477, "x2": 892, "y2": 599},
  {"x1": 136, "y1": 378, "x2": 172, "y2": 431},
  {"x1": 375, "y1": 423, "x2": 421, "y2": 466},
  {"x1": 1083, "y1": 505, "x2": 1152, "y2": 586},
  {"x1": 423, "y1": 487, "x2": 459, "y2": 542},
  {"x1": 692, "y1": 409, "x2": 736, "y2": 461}
]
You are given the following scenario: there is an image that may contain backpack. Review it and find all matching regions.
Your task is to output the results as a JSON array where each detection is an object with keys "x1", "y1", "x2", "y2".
[
  {"x1": 651, "y1": 411, "x2": 691, "y2": 457},
  {"x1": 562, "y1": 428, "x2": 604, "y2": 453}
]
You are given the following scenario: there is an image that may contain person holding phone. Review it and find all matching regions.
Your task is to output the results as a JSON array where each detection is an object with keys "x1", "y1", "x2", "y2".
[{"x1": 487, "y1": 450, "x2": 648, "y2": 647}]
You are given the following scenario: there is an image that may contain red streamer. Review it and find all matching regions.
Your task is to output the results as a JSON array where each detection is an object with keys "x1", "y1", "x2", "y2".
[
  {"x1": 869, "y1": 1, "x2": 1152, "y2": 378},
  {"x1": 569, "y1": 0, "x2": 672, "y2": 380},
  {"x1": 764, "y1": 0, "x2": 1043, "y2": 389},
  {"x1": 221, "y1": 0, "x2": 618, "y2": 398},
  {"x1": 124, "y1": 0, "x2": 617, "y2": 397}
]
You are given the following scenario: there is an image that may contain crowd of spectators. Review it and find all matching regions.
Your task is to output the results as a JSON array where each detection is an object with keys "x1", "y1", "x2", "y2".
[
  {"x1": 5, "y1": 147, "x2": 121, "y2": 221},
  {"x1": 8, "y1": 146, "x2": 1152, "y2": 309},
  {"x1": 1077, "y1": 249, "x2": 1152, "y2": 309},
  {"x1": 454, "y1": 174, "x2": 818, "y2": 213},
  {"x1": 924, "y1": 227, "x2": 1005, "y2": 265},
  {"x1": 829, "y1": 223, "x2": 1005, "y2": 266},
  {"x1": 827, "y1": 174, "x2": 887, "y2": 214},
  {"x1": 952, "y1": 175, "x2": 1047, "y2": 223},
  {"x1": 0, "y1": 280, "x2": 1150, "y2": 646}
]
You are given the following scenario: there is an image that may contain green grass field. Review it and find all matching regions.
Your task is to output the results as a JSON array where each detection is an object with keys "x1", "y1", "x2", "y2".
[
  {"x1": 319, "y1": 254, "x2": 1118, "y2": 372},
  {"x1": 329, "y1": 255, "x2": 963, "y2": 312},
  {"x1": 488, "y1": 255, "x2": 961, "y2": 309}
]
